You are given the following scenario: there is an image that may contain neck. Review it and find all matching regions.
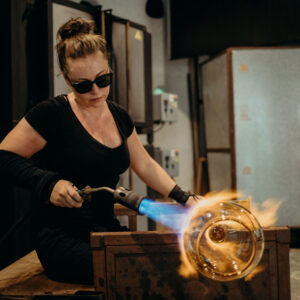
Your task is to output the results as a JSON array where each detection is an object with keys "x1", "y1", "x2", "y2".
[{"x1": 67, "y1": 93, "x2": 108, "y2": 118}]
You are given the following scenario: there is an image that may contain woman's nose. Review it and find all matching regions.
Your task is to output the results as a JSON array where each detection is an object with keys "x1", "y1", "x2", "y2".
[{"x1": 90, "y1": 82, "x2": 99, "y2": 93}]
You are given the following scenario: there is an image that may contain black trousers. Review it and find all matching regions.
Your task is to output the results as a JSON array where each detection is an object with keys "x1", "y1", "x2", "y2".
[{"x1": 35, "y1": 221, "x2": 129, "y2": 284}]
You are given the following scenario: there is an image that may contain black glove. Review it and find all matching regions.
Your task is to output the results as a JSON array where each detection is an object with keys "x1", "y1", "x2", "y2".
[
  {"x1": 0, "y1": 150, "x2": 61, "y2": 203},
  {"x1": 168, "y1": 184, "x2": 191, "y2": 205}
]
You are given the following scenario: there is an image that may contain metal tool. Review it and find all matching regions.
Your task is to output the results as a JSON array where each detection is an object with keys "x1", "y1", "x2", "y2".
[
  {"x1": 77, "y1": 185, "x2": 114, "y2": 201},
  {"x1": 77, "y1": 186, "x2": 144, "y2": 212}
]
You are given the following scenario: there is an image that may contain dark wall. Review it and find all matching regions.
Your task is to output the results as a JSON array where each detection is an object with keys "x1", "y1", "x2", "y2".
[
  {"x1": 0, "y1": 0, "x2": 49, "y2": 270},
  {"x1": 170, "y1": 0, "x2": 300, "y2": 59},
  {"x1": 0, "y1": 0, "x2": 15, "y2": 271}
]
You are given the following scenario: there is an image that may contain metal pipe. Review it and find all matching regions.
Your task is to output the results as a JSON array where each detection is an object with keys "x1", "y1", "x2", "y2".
[{"x1": 78, "y1": 185, "x2": 144, "y2": 212}]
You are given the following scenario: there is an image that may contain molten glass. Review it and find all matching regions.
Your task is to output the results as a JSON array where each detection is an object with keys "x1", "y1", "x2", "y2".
[{"x1": 182, "y1": 200, "x2": 264, "y2": 281}]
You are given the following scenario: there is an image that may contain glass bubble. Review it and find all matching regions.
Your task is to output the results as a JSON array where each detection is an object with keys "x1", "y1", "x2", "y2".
[{"x1": 183, "y1": 200, "x2": 264, "y2": 281}]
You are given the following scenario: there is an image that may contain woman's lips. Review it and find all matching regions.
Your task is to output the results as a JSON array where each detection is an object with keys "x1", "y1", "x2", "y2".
[{"x1": 91, "y1": 96, "x2": 103, "y2": 101}]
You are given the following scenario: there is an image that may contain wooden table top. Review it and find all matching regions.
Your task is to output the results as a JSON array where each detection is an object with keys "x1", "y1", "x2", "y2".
[{"x1": 0, "y1": 250, "x2": 94, "y2": 296}]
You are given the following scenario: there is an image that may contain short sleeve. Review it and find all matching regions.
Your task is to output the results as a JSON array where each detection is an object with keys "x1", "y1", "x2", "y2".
[
  {"x1": 108, "y1": 101, "x2": 134, "y2": 138},
  {"x1": 25, "y1": 99, "x2": 58, "y2": 142}
]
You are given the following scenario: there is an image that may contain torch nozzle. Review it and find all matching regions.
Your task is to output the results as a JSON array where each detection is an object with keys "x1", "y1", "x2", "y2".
[{"x1": 112, "y1": 187, "x2": 144, "y2": 212}]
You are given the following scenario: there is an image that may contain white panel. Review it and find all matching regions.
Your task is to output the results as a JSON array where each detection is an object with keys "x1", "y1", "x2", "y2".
[
  {"x1": 129, "y1": 27, "x2": 145, "y2": 122},
  {"x1": 207, "y1": 152, "x2": 231, "y2": 191},
  {"x1": 202, "y1": 53, "x2": 230, "y2": 148},
  {"x1": 52, "y1": 3, "x2": 94, "y2": 96},
  {"x1": 112, "y1": 22, "x2": 127, "y2": 108},
  {"x1": 232, "y1": 48, "x2": 300, "y2": 226}
]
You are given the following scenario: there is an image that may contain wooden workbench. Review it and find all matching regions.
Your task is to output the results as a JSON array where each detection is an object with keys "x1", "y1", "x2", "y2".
[{"x1": 0, "y1": 250, "x2": 95, "y2": 298}]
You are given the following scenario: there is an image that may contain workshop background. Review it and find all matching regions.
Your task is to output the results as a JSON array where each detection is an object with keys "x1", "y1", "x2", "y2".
[{"x1": 1, "y1": 2, "x2": 300, "y2": 294}]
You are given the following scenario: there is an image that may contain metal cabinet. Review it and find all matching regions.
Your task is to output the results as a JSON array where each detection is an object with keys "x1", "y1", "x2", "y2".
[{"x1": 202, "y1": 47, "x2": 300, "y2": 227}]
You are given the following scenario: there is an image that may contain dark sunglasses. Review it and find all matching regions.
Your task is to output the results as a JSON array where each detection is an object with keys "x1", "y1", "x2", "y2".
[{"x1": 69, "y1": 73, "x2": 113, "y2": 94}]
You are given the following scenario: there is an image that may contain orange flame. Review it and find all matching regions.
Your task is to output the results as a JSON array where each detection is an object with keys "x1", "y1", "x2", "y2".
[
  {"x1": 178, "y1": 242, "x2": 198, "y2": 278},
  {"x1": 244, "y1": 265, "x2": 266, "y2": 281},
  {"x1": 250, "y1": 198, "x2": 282, "y2": 227}
]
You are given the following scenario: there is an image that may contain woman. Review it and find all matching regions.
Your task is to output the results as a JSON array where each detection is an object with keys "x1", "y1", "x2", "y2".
[{"x1": 0, "y1": 18, "x2": 198, "y2": 284}]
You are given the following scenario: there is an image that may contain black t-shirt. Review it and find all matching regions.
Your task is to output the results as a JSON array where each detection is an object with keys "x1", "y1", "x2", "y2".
[{"x1": 25, "y1": 95, "x2": 134, "y2": 237}]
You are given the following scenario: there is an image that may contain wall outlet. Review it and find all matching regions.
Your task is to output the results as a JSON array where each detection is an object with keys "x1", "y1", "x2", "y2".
[
  {"x1": 154, "y1": 148, "x2": 179, "y2": 177},
  {"x1": 153, "y1": 93, "x2": 178, "y2": 123}
]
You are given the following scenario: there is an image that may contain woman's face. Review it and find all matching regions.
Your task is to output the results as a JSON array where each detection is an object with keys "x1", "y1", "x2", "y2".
[{"x1": 65, "y1": 51, "x2": 111, "y2": 108}]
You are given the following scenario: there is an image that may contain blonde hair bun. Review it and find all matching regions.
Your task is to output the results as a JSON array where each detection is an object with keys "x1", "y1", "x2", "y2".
[
  {"x1": 57, "y1": 18, "x2": 95, "y2": 41},
  {"x1": 56, "y1": 17, "x2": 108, "y2": 73}
]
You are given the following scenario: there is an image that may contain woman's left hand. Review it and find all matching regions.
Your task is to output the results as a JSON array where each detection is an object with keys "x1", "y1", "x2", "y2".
[{"x1": 185, "y1": 194, "x2": 205, "y2": 207}]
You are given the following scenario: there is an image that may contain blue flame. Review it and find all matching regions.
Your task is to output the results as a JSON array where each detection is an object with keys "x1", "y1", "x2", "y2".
[{"x1": 138, "y1": 198, "x2": 189, "y2": 232}]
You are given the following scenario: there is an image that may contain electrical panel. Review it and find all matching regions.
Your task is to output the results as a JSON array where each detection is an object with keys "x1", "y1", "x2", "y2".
[
  {"x1": 154, "y1": 148, "x2": 179, "y2": 177},
  {"x1": 153, "y1": 93, "x2": 178, "y2": 123}
]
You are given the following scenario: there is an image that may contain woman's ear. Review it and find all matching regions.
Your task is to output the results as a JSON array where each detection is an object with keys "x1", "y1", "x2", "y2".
[{"x1": 62, "y1": 72, "x2": 68, "y2": 82}]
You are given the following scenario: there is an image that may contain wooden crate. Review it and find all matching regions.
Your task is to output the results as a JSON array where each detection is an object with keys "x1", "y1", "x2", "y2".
[{"x1": 91, "y1": 227, "x2": 290, "y2": 300}]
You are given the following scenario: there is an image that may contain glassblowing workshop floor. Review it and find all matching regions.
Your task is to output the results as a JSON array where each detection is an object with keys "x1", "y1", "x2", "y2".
[{"x1": 290, "y1": 248, "x2": 300, "y2": 300}]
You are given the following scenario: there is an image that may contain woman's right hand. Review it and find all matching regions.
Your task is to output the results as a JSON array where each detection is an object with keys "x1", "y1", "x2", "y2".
[{"x1": 50, "y1": 180, "x2": 84, "y2": 208}]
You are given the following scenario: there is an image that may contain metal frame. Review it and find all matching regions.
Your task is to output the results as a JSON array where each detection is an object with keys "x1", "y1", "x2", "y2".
[{"x1": 104, "y1": 12, "x2": 153, "y2": 134}]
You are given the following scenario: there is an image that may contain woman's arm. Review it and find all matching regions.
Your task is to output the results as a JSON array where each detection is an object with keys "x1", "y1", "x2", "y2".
[
  {"x1": 0, "y1": 118, "x2": 83, "y2": 207},
  {"x1": 127, "y1": 129, "x2": 203, "y2": 208},
  {"x1": 127, "y1": 129, "x2": 176, "y2": 198},
  {"x1": 0, "y1": 118, "x2": 46, "y2": 157}
]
